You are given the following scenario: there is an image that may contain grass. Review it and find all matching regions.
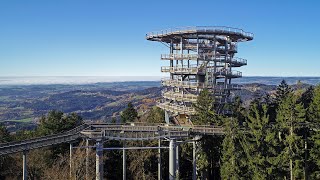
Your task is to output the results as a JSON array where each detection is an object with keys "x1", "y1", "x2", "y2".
[{"x1": 4, "y1": 118, "x2": 33, "y2": 123}]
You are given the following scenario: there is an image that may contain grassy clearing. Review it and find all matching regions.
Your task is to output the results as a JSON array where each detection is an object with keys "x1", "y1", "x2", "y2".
[{"x1": 4, "y1": 118, "x2": 33, "y2": 123}]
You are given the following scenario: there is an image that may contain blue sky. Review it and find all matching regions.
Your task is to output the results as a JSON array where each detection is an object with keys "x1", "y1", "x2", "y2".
[{"x1": 0, "y1": 0, "x2": 319, "y2": 77}]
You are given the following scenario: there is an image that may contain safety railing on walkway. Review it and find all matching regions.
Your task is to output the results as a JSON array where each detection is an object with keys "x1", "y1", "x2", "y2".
[{"x1": 146, "y1": 26, "x2": 254, "y2": 40}]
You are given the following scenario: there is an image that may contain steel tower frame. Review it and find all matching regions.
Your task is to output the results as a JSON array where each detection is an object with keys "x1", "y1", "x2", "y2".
[{"x1": 146, "y1": 26, "x2": 253, "y2": 124}]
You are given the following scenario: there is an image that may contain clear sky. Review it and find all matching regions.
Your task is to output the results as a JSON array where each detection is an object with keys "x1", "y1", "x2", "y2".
[{"x1": 0, "y1": 0, "x2": 319, "y2": 77}]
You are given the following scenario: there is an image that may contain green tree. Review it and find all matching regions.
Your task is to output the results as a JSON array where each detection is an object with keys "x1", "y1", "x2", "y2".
[
  {"x1": 38, "y1": 110, "x2": 83, "y2": 135},
  {"x1": 121, "y1": 102, "x2": 138, "y2": 123},
  {"x1": 37, "y1": 110, "x2": 83, "y2": 164},
  {"x1": 276, "y1": 93, "x2": 305, "y2": 179},
  {"x1": 193, "y1": 89, "x2": 223, "y2": 179},
  {"x1": 0, "y1": 124, "x2": 17, "y2": 179},
  {"x1": 243, "y1": 99, "x2": 282, "y2": 179},
  {"x1": 193, "y1": 89, "x2": 219, "y2": 125},
  {"x1": 146, "y1": 106, "x2": 165, "y2": 123},
  {"x1": 0, "y1": 123, "x2": 11, "y2": 143},
  {"x1": 299, "y1": 86, "x2": 314, "y2": 109},
  {"x1": 221, "y1": 117, "x2": 248, "y2": 180},
  {"x1": 308, "y1": 85, "x2": 320, "y2": 179},
  {"x1": 275, "y1": 80, "x2": 292, "y2": 104}
]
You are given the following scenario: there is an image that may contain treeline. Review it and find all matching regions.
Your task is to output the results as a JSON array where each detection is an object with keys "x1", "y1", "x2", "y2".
[{"x1": 208, "y1": 80, "x2": 320, "y2": 180}]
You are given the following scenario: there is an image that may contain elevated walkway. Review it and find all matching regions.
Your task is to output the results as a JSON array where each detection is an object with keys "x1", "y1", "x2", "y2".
[
  {"x1": 0, "y1": 123, "x2": 223, "y2": 155},
  {"x1": 0, "y1": 124, "x2": 88, "y2": 155},
  {"x1": 0, "y1": 122, "x2": 224, "y2": 180}
]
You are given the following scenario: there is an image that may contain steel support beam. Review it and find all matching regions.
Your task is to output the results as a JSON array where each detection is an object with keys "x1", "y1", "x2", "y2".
[
  {"x1": 23, "y1": 151, "x2": 27, "y2": 180},
  {"x1": 158, "y1": 139, "x2": 162, "y2": 180},
  {"x1": 169, "y1": 139, "x2": 176, "y2": 180},
  {"x1": 123, "y1": 143, "x2": 126, "y2": 180},
  {"x1": 176, "y1": 145, "x2": 179, "y2": 177},
  {"x1": 96, "y1": 141, "x2": 103, "y2": 180},
  {"x1": 193, "y1": 141, "x2": 197, "y2": 180},
  {"x1": 70, "y1": 143, "x2": 72, "y2": 179},
  {"x1": 86, "y1": 139, "x2": 90, "y2": 180},
  {"x1": 165, "y1": 111, "x2": 170, "y2": 124}
]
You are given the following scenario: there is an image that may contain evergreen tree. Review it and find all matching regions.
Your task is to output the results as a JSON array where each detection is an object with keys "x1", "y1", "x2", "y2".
[
  {"x1": 0, "y1": 124, "x2": 17, "y2": 179},
  {"x1": 308, "y1": 85, "x2": 320, "y2": 179},
  {"x1": 193, "y1": 89, "x2": 219, "y2": 125},
  {"x1": 275, "y1": 80, "x2": 292, "y2": 104},
  {"x1": 38, "y1": 110, "x2": 83, "y2": 135},
  {"x1": 0, "y1": 123, "x2": 11, "y2": 143},
  {"x1": 221, "y1": 117, "x2": 248, "y2": 180},
  {"x1": 264, "y1": 93, "x2": 277, "y2": 122},
  {"x1": 243, "y1": 99, "x2": 282, "y2": 179},
  {"x1": 121, "y1": 102, "x2": 138, "y2": 123},
  {"x1": 146, "y1": 106, "x2": 165, "y2": 123},
  {"x1": 276, "y1": 93, "x2": 305, "y2": 179},
  {"x1": 193, "y1": 89, "x2": 222, "y2": 179},
  {"x1": 299, "y1": 86, "x2": 314, "y2": 109}
]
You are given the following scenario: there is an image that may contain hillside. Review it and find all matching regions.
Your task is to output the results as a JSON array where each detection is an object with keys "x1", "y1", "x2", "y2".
[{"x1": 0, "y1": 81, "x2": 312, "y2": 132}]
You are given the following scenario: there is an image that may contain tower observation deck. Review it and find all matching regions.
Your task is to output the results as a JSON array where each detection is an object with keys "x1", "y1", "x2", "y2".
[{"x1": 146, "y1": 26, "x2": 253, "y2": 123}]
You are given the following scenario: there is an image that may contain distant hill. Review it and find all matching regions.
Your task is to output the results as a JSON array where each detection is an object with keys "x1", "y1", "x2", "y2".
[{"x1": 0, "y1": 78, "x2": 317, "y2": 132}]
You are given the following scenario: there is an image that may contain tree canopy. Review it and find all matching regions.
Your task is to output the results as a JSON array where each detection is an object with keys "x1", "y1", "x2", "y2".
[{"x1": 121, "y1": 102, "x2": 138, "y2": 123}]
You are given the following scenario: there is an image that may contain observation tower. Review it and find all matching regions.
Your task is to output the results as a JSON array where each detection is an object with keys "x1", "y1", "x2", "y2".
[{"x1": 146, "y1": 26, "x2": 253, "y2": 124}]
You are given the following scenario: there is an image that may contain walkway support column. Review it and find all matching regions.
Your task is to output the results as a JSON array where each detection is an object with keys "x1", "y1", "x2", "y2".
[
  {"x1": 176, "y1": 144, "x2": 180, "y2": 178},
  {"x1": 123, "y1": 143, "x2": 126, "y2": 180},
  {"x1": 70, "y1": 143, "x2": 72, "y2": 179},
  {"x1": 169, "y1": 139, "x2": 176, "y2": 180},
  {"x1": 23, "y1": 151, "x2": 27, "y2": 180},
  {"x1": 86, "y1": 139, "x2": 90, "y2": 180},
  {"x1": 165, "y1": 111, "x2": 170, "y2": 124},
  {"x1": 96, "y1": 141, "x2": 103, "y2": 180},
  {"x1": 193, "y1": 141, "x2": 197, "y2": 180},
  {"x1": 158, "y1": 139, "x2": 162, "y2": 180}
]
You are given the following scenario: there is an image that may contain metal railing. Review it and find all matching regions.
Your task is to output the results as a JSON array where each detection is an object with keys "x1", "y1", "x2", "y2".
[
  {"x1": 214, "y1": 70, "x2": 242, "y2": 78},
  {"x1": 160, "y1": 54, "x2": 247, "y2": 66},
  {"x1": 162, "y1": 91, "x2": 198, "y2": 102},
  {"x1": 213, "y1": 84, "x2": 242, "y2": 90},
  {"x1": 0, "y1": 124, "x2": 88, "y2": 155},
  {"x1": 0, "y1": 122, "x2": 226, "y2": 155},
  {"x1": 161, "y1": 78, "x2": 210, "y2": 89},
  {"x1": 161, "y1": 54, "x2": 199, "y2": 60},
  {"x1": 157, "y1": 101, "x2": 196, "y2": 115},
  {"x1": 161, "y1": 66, "x2": 204, "y2": 74},
  {"x1": 146, "y1": 26, "x2": 254, "y2": 40}
]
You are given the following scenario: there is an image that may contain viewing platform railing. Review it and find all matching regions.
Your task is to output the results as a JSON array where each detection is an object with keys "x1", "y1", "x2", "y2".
[
  {"x1": 146, "y1": 26, "x2": 254, "y2": 40},
  {"x1": 161, "y1": 79, "x2": 210, "y2": 89},
  {"x1": 161, "y1": 66, "x2": 205, "y2": 74},
  {"x1": 157, "y1": 101, "x2": 196, "y2": 115},
  {"x1": 213, "y1": 70, "x2": 242, "y2": 78},
  {"x1": 161, "y1": 54, "x2": 247, "y2": 66},
  {"x1": 162, "y1": 91, "x2": 198, "y2": 102}
]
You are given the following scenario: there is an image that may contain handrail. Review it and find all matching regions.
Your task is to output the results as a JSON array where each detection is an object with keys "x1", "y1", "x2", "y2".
[
  {"x1": 146, "y1": 26, "x2": 254, "y2": 40},
  {"x1": 161, "y1": 79, "x2": 209, "y2": 88},
  {"x1": 157, "y1": 101, "x2": 196, "y2": 115},
  {"x1": 213, "y1": 70, "x2": 242, "y2": 77},
  {"x1": 0, "y1": 124, "x2": 88, "y2": 155},
  {"x1": 162, "y1": 91, "x2": 198, "y2": 102},
  {"x1": 161, "y1": 66, "x2": 204, "y2": 74},
  {"x1": 160, "y1": 54, "x2": 247, "y2": 66}
]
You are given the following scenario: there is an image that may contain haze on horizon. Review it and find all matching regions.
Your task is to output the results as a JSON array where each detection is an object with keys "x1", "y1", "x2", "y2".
[{"x1": 0, "y1": 0, "x2": 319, "y2": 77}]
